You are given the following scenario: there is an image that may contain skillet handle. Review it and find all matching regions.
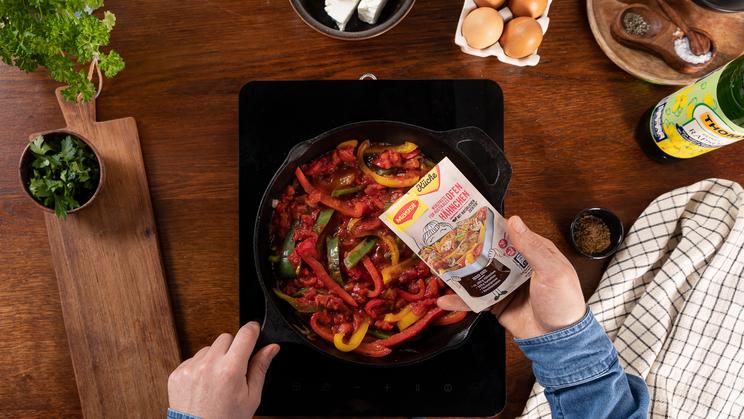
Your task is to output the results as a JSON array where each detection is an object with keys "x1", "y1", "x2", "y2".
[
  {"x1": 256, "y1": 294, "x2": 305, "y2": 349},
  {"x1": 436, "y1": 126, "x2": 512, "y2": 209}
]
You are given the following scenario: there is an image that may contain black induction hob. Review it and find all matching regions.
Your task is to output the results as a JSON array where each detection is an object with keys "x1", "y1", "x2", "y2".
[{"x1": 239, "y1": 80, "x2": 506, "y2": 417}]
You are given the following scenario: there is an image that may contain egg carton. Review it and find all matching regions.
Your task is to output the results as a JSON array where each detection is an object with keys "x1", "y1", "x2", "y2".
[{"x1": 454, "y1": 0, "x2": 553, "y2": 66}]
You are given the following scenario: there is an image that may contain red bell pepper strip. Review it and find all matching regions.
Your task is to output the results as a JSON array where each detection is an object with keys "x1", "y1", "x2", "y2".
[
  {"x1": 398, "y1": 278, "x2": 426, "y2": 302},
  {"x1": 364, "y1": 298, "x2": 387, "y2": 318},
  {"x1": 375, "y1": 308, "x2": 445, "y2": 348},
  {"x1": 424, "y1": 277, "x2": 440, "y2": 299},
  {"x1": 362, "y1": 256, "x2": 384, "y2": 298},
  {"x1": 434, "y1": 311, "x2": 468, "y2": 326},
  {"x1": 353, "y1": 341, "x2": 392, "y2": 358},
  {"x1": 310, "y1": 312, "x2": 335, "y2": 342},
  {"x1": 300, "y1": 253, "x2": 358, "y2": 307},
  {"x1": 295, "y1": 167, "x2": 365, "y2": 218}
]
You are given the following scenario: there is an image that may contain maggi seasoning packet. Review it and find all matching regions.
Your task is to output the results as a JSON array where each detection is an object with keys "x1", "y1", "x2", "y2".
[{"x1": 379, "y1": 157, "x2": 532, "y2": 312}]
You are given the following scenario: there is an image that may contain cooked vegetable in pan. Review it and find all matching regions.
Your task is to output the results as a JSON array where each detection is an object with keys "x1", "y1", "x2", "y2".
[{"x1": 270, "y1": 140, "x2": 466, "y2": 357}]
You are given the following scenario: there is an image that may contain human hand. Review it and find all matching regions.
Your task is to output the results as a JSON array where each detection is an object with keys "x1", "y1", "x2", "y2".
[
  {"x1": 438, "y1": 216, "x2": 586, "y2": 339},
  {"x1": 168, "y1": 322, "x2": 280, "y2": 419}
]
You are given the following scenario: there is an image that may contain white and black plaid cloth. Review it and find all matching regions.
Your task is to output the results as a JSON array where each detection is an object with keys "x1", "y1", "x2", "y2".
[{"x1": 519, "y1": 178, "x2": 744, "y2": 419}]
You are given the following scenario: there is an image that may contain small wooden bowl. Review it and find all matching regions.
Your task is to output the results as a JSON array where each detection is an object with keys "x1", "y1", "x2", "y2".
[
  {"x1": 290, "y1": 0, "x2": 415, "y2": 40},
  {"x1": 18, "y1": 129, "x2": 105, "y2": 215}
]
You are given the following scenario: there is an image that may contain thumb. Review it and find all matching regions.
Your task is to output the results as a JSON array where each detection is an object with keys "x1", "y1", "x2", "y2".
[
  {"x1": 507, "y1": 216, "x2": 562, "y2": 274},
  {"x1": 247, "y1": 344, "x2": 279, "y2": 402},
  {"x1": 437, "y1": 294, "x2": 471, "y2": 311}
]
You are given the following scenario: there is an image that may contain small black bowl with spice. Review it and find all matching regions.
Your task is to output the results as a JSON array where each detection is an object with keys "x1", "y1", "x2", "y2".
[{"x1": 570, "y1": 208, "x2": 624, "y2": 259}]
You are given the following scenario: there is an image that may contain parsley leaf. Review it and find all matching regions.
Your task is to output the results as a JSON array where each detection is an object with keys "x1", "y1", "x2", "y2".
[
  {"x1": 26, "y1": 135, "x2": 100, "y2": 218},
  {"x1": 0, "y1": 1, "x2": 125, "y2": 102}
]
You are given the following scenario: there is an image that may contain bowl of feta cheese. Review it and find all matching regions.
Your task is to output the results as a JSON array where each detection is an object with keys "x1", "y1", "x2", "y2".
[{"x1": 290, "y1": 0, "x2": 415, "y2": 40}]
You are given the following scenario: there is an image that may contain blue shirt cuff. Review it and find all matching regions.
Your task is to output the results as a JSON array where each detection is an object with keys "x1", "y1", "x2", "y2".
[
  {"x1": 167, "y1": 408, "x2": 202, "y2": 419},
  {"x1": 515, "y1": 308, "x2": 619, "y2": 389}
]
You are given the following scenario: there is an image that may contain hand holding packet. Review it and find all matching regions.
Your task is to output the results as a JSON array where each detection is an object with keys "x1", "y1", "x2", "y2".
[{"x1": 380, "y1": 158, "x2": 532, "y2": 312}]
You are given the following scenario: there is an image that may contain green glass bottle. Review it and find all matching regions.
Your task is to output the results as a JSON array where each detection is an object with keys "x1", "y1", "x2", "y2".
[{"x1": 638, "y1": 55, "x2": 744, "y2": 161}]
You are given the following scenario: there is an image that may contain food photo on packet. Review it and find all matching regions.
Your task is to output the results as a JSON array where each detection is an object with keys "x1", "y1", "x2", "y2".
[{"x1": 2, "y1": 0, "x2": 744, "y2": 419}]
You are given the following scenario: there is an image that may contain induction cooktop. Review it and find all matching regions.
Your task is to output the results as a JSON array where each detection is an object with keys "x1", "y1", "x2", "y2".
[{"x1": 239, "y1": 80, "x2": 507, "y2": 417}]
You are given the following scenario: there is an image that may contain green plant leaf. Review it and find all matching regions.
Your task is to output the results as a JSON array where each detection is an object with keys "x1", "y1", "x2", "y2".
[
  {"x1": 0, "y1": 1, "x2": 125, "y2": 101},
  {"x1": 25, "y1": 134, "x2": 99, "y2": 218}
]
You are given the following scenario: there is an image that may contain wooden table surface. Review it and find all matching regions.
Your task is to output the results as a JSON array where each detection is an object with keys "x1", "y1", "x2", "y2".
[{"x1": 1, "y1": 1, "x2": 742, "y2": 418}]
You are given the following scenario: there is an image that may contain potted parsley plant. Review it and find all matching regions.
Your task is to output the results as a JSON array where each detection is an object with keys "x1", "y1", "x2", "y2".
[{"x1": 2, "y1": 1, "x2": 125, "y2": 217}]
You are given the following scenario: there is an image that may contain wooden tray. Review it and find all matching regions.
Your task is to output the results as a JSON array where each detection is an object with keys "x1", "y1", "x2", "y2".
[
  {"x1": 587, "y1": 0, "x2": 744, "y2": 85},
  {"x1": 31, "y1": 88, "x2": 181, "y2": 418}
]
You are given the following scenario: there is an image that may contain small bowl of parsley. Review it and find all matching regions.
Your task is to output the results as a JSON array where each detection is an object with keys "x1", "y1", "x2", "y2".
[{"x1": 18, "y1": 131, "x2": 105, "y2": 218}]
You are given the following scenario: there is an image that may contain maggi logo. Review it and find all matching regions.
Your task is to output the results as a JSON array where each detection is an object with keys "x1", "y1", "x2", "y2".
[{"x1": 394, "y1": 200, "x2": 419, "y2": 225}]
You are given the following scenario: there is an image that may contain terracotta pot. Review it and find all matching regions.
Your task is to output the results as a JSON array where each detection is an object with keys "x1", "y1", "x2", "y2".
[{"x1": 18, "y1": 129, "x2": 105, "y2": 215}]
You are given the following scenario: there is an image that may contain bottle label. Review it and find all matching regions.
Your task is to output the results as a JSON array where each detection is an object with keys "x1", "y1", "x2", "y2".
[{"x1": 650, "y1": 68, "x2": 744, "y2": 158}]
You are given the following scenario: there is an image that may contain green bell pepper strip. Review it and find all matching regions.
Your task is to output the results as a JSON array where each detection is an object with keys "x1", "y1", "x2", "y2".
[
  {"x1": 343, "y1": 237, "x2": 378, "y2": 269},
  {"x1": 330, "y1": 185, "x2": 364, "y2": 197},
  {"x1": 277, "y1": 222, "x2": 300, "y2": 278},
  {"x1": 272, "y1": 288, "x2": 319, "y2": 313},
  {"x1": 312, "y1": 208, "x2": 335, "y2": 234},
  {"x1": 367, "y1": 328, "x2": 393, "y2": 339},
  {"x1": 326, "y1": 235, "x2": 344, "y2": 285}
]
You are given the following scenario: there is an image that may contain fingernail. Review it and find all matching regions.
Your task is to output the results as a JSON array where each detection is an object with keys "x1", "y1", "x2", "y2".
[
  {"x1": 269, "y1": 345, "x2": 280, "y2": 360},
  {"x1": 511, "y1": 216, "x2": 527, "y2": 233},
  {"x1": 248, "y1": 321, "x2": 260, "y2": 329}
]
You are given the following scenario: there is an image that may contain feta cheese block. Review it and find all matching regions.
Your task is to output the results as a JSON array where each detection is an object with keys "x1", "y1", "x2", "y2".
[
  {"x1": 357, "y1": 0, "x2": 389, "y2": 25},
  {"x1": 325, "y1": 0, "x2": 362, "y2": 31}
]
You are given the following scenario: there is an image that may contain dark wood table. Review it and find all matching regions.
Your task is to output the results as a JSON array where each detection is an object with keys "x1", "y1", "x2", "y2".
[{"x1": 1, "y1": 1, "x2": 741, "y2": 418}]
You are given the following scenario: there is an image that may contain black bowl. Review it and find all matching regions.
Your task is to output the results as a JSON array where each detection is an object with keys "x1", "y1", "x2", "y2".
[
  {"x1": 569, "y1": 208, "x2": 624, "y2": 259},
  {"x1": 290, "y1": 0, "x2": 415, "y2": 40}
]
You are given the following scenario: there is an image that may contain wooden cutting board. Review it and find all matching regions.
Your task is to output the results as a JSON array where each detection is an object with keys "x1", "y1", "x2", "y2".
[{"x1": 31, "y1": 88, "x2": 180, "y2": 418}]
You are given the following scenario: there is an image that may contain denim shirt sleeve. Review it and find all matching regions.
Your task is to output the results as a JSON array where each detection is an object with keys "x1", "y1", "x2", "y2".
[
  {"x1": 515, "y1": 309, "x2": 649, "y2": 419},
  {"x1": 166, "y1": 408, "x2": 202, "y2": 419}
]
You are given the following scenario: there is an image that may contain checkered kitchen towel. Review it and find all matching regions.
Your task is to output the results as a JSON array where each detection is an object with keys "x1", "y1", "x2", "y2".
[{"x1": 519, "y1": 178, "x2": 744, "y2": 419}]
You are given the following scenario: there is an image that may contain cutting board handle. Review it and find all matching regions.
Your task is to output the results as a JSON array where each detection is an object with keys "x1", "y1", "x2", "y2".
[{"x1": 55, "y1": 87, "x2": 97, "y2": 131}]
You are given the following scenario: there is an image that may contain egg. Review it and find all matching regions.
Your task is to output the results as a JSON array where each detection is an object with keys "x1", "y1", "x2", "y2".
[
  {"x1": 462, "y1": 7, "x2": 504, "y2": 50},
  {"x1": 499, "y1": 17, "x2": 543, "y2": 58},
  {"x1": 508, "y1": 0, "x2": 548, "y2": 18},
  {"x1": 475, "y1": 0, "x2": 506, "y2": 8}
]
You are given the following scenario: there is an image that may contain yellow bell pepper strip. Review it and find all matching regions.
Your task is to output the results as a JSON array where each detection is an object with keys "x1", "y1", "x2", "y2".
[
  {"x1": 397, "y1": 309, "x2": 423, "y2": 331},
  {"x1": 362, "y1": 256, "x2": 383, "y2": 298},
  {"x1": 376, "y1": 233, "x2": 399, "y2": 266},
  {"x1": 336, "y1": 139, "x2": 358, "y2": 149},
  {"x1": 295, "y1": 167, "x2": 365, "y2": 218},
  {"x1": 365, "y1": 141, "x2": 418, "y2": 155},
  {"x1": 326, "y1": 235, "x2": 343, "y2": 285},
  {"x1": 312, "y1": 208, "x2": 335, "y2": 234},
  {"x1": 434, "y1": 311, "x2": 468, "y2": 326},
  {"x1": 333, "y1": 319, "x2": 370, "y2": 352},
  {"x1": 330, "y1": 185, "x2": 364, "y2": 197},
  {"x1": 272, "y1": 288, "x2": 319, "y2": 313},
  {"x1": 383, "y1": 305, "x2": 412, "y2": 323},
  {"x1": 357, "y1": 140, "x2": 420, "y2": 188},
  {"x1": 381, "y1": 257, "x2": 417, "y2": 284},
  {"x1": 376, "y1": 308, "x2": 445, "y2": 348},
  {"x1": 277, "y1": 221, "x2": 300, "y2": 278},
  {"x1": 343, "y1": 237, "x2": 377, "y2": 269},
  {"x1": 299, "y1": 252, "x2": 358, "y2": 307}
]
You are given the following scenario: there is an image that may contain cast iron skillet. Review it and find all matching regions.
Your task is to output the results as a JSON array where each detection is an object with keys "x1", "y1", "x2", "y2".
[{"x1": 255, "y1": 120, "x2": 511, "y2": 367}]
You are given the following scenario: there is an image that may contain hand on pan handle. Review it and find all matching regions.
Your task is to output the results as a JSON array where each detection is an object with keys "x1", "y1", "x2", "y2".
[
  {"x1": 168, "y1": 322, "x2": 280, "y2": 419},
  {"x1": 438, "y1": 216, "x2": 586, "y2": 339}
]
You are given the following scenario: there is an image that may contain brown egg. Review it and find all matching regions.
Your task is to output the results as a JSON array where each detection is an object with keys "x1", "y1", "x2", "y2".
[
  {"x1": 475, "y1": 0, "x2": 506, "y2": 8},
  {"x1": 462, "y1": 7, "x2": 505, "y2": 50},
  {"x1": 508, "y1": 0, "x2": 548, "y2": 18},
  {"x1": 499, "y1": 17, "x2": 543, "y2": 58}
]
